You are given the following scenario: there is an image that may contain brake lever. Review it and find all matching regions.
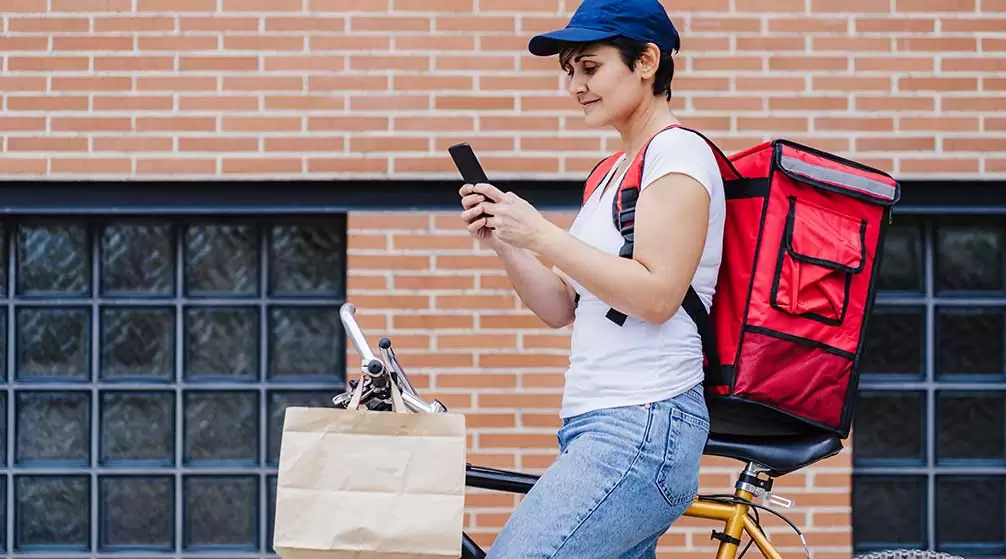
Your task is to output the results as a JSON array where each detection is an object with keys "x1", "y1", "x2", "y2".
[{"x1": 380, "y1": 337, "x2": 420, "y2": 398}]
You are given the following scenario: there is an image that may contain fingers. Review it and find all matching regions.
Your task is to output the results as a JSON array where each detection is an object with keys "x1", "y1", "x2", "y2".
[
  {"x1": 466, "y1": 216, "x2": 487, "y2": 234},
  {"x1": 471, "y1": 182, "x2": 506, "y2": 202},
  {"x1": 460, "y1": 203, "x2": 485, "y2": 223},
  {"x1": 460, "y1": 193, "x2": 485, "y2": 210}
]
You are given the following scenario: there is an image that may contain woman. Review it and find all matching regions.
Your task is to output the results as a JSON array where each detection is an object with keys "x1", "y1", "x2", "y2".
[{"x1": 458, "y1": 0, "x2": 726, "y2": 556}]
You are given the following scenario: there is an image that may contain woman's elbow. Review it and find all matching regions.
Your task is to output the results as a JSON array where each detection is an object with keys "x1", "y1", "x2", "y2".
[{"x1": 638, "y1": 293, "x2": 683, "y2": 325}]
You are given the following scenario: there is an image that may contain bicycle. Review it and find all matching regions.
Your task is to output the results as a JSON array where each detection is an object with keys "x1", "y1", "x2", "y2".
[{"x1": 331, "y1": 303, "x2": 959, "y2": 559}]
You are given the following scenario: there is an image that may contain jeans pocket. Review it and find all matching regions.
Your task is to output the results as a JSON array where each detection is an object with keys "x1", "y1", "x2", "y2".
[{"x1": 654, "y1": 407, "x2": 708, "y2": 507}]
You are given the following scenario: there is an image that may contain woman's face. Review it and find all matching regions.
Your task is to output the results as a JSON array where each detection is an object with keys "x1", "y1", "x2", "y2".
[{"x1": 562, "y1": 43, "x2": 651, "y2": 129}]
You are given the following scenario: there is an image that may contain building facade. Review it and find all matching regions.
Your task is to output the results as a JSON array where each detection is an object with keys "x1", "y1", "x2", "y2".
[{"x1": 0, "y1": 0, "x2": 1004, "y2": 557}]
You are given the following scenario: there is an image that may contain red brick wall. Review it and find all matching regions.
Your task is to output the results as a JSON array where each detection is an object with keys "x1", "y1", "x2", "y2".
[
  {"x1": 4, "y1": 0, "x2": 1002, "y2": 555},
  {"x1": 0, "y1": 0, "x2": 1002, "y2": 178}
]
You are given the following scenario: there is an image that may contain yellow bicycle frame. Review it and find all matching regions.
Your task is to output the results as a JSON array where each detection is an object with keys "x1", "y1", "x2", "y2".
[{"x1": 683, "y1": 487, "x2": 782, "y2": 559}]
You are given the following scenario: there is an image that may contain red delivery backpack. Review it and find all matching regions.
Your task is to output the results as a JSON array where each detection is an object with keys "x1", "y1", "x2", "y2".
[{"x1": 582, "y1": 124, "x2": 901, "y2": 438}]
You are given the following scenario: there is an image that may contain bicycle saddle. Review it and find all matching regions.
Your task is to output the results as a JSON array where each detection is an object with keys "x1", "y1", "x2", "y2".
[{"x1": 703, "y1": 432, "x2": 844, "y2": 477}]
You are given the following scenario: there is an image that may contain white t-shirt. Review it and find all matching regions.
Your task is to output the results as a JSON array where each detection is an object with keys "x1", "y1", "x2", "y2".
[{"x1": 560, "y1": 127, "x2": 726, "y2": 419}]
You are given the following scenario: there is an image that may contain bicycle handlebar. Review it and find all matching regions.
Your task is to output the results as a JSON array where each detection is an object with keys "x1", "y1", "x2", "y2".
[{"x1": 337, "y1": 303, "x2": 446, "y2": 415}]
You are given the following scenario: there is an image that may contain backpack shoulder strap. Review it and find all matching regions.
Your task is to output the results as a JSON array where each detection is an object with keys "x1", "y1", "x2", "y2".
[
  {"x1": 600, "y1": 124, "x2": 728, "y2": 382},
  {"x1": 582, "y1": 153, "x2": 623, "y2": 205}
]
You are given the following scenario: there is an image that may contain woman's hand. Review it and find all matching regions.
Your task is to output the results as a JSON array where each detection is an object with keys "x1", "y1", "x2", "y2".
[
  {"x1": 458, "y1": 183, "x2": 499, "y2": 249},
  {"x1": 462, "y1": 183, "x2": 559, "y2": 252}
]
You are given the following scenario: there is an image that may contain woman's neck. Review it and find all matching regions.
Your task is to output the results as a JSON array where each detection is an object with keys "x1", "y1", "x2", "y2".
[{"x1": 615, "y1": 96, "x2": 679, "y2": 162}]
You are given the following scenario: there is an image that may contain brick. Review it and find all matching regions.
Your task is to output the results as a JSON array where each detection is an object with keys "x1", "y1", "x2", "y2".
[
  {"x1": 180, "y1": 56, "x2": 260, "y2": 71},
  {"x1": 225, "y1": 77, "x2": 305, "y2": 91},
  {"x1": 737, "y1": 0, "x2": 804, "y2": 11},
  {"x1": 50, "y1": 158, "x2": 132, "y2": 174},
  {"x1": 52, "y1": 0, "x2": 131, "y2": 9},
  {"x1": 690, "y1": 16, "x2": 762, "y2": 32},
  {"x1": 137, "y1": 116, "x2": 218, "y2": 132},
  {"x1": 855, "y1": 56, "x2": 934, "y2": 72},
  {"x1": 436, "y1": 55, "x2": 516, "y2": 71},
  {"x1": 309, "y1": 116, "x2": 389, "y2": 131},
  {"x1": 767, "y1": 17, "x2": 849, "y2": 33},
  {"x1": 351, "y1": 54, "x2": 430, "y2": 71},
  {"x1": 266, "y1": 16, "x2": 346, "y2": 31},
  {"x1": 263, "y1": 56, "x2": 344, "y2": 72},
  {"x1": 943, "y1": 96, "x2": 1006, "y2": 111},
  {"x1": 94, "y1": 56, "x2": 175, "y2": 71},
  {"x1": 93, "y1": 137, "x2": 174, "y2": 152},
  {"x1": 223, "y1": 35, "x2": 305, "y2": 51},
  {"x1": 943, "y1": 57, "x2": 1006, "y2": 73},
  {"x1": 179, "y1": 16, "x2": 260, "y2": 31},
  {"x1": 942, "y1": 17, "x2": 1006, "y2": 32},
  {"x1": 0, "y1": 117, "x2": 45, "y2": 131},
  {"x1": 221, "y1": 116, "x2": 302, "y2": 132},
  {"x1": 395, "y1": 0, "x2": 469, "y2": 9},
  {"x1": 348, "y1": 136, "x2": 429, "y2": 153},
  {"x1": 223, "y1": 0, "x2": 304, "y2": 10},
  {"x1": 900, "y1": 116, "x2": 979, "y2": 131},
  {"x1": 895, "y1": 0, "x2": 975, "y2": 10},
  {"x1": 264, "y1": 136, "x2": 344, "y2": 151},
  {"x1": 435, "y1": 15, "x2": 516, "y2": 32},
  {"x1": 139, "y1": 36, "x2": 220, "y2": 51},
  {"x1": 855, "y1": 16, "x2": 935, "y2": 32},
  {"x1": 814, "y1": 75, "x2": 892, "y2": 91},
  {"x1": 395, "y1": 274, "x2": 475, "y2": 290},
  {"x1": 94, "y1": 95, "x2": 174, "y2": 110},
  {"x1": 813, "y1": 0, "x2": 891, "y2": 11},
  {"x1": 93, "y1": 16, "x2": 175, "y2": 31},
  {"x1": 769, "y1": 56, "x2": 850, "y2": 72},
  {"x1": 395, "y1": 115, "x2": 475, "y2": 132},
  {"x1": 0, "y1": 0, "x2": 45, "y2": 11},
  {"x1": 8, "y1": 137, "x2": 89, "y2": 152},
  {"x1": 8, "y1": 56, "x2": 90, "y2": 71},
  {"x1": 52, "y1": 117, "x2": 132, "y2": 132},
  {"x1": 180, "y1": 95, "x2": 260, "y2": 111},
  {"x1": 264, "y1": 95, "x2": 345, "y2": 111},
  {"x1": 7, "y1": 95, "x2": 89, "y2": 111},
  {"x1": 179, "y1": 137, "x2": 260, "y2": 152},
  {"x1": 899, "y1": 76, "x2": 978, "y2": 91},
  {"x1": 138, "y1": 0, "x2": 216, "y2": 9},
  {"x1": 393, "y1": 314, "x2": 473, "y2": 329},
  {"x1": 435, "y1": 95, "x2": 515, "y2": 111},
  {"x1": 8, "y1": 17, "x2": 90, "y2": 32},
  {"x1": 856, "y1": 136, "x2": 936, "y2": 151},
  {"x1": 310, "y1": 0, "x2": 388, "y2": 9},
  {"x1": 350, "y1": 16, "x2": 431, "y2": 32},
  {"x1": 0, "y1": 158, "x2": 46, "y2": 174},
  {"x1": 53, "y1": 37, "x2": 134, "y2": 51},
  {"x1": 222, "y1": 158, "x2": 304, "y2": 173},
  {"x1": 308, "y1": 157, "x2": 390, "y2": 173},
  {"x1": 137, "y1": 159, "x2": 218, "y2": 174},
  {"x1": 816, "y1": 116, "x2": 895, "y2": 131}
]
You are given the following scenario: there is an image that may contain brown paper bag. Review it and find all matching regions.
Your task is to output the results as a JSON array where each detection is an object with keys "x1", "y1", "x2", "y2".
[{"x1": 273, "y1": 380, "x2": 467, "y2": 559}]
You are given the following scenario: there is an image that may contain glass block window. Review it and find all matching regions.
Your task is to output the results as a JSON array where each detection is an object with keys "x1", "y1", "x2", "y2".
[
  {"x1": 854, "y1": 216, "x2": 1006, "y2": 558},
  {"x1": 0, "y1": 217, "x2": 346, "y2": 557}
]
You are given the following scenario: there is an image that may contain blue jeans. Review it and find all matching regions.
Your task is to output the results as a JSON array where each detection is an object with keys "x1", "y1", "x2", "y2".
[{"x1": 485, "y1": 384, "x2": 710, "y2": 559}]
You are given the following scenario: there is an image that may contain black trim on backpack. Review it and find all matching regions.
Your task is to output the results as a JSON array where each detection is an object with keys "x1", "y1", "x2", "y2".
[
  {"x1": 725, "y1": 177, "x2": 769, "y2": 199},
  {"x1": 767, "y1": 196, "x2": 867, "y2": 327}
]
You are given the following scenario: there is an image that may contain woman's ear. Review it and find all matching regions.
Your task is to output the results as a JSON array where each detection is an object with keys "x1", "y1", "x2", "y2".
[{"x1": 638, "y1": 43, "x2": 661, "y2": 80}]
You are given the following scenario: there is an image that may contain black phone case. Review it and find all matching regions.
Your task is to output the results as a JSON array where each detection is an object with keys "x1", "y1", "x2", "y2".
[{"x1": 448, "y1": 143, "x2": 489, "y2": 184}]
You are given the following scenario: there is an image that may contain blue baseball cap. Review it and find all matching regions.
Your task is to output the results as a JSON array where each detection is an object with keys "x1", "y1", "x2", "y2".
[{"x1": 528, "y1": 0, "x2": 681, "y2": 57}]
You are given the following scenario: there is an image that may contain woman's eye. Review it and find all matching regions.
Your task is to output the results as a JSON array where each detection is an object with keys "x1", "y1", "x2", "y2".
[{"x1": 582, "y1": 65, "x2": 596, "y2": 74}]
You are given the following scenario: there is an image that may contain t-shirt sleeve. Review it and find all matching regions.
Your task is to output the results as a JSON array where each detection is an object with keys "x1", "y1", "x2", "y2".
[{"x1": 639, "y1": 128, "x2": 720, "y2": 198}]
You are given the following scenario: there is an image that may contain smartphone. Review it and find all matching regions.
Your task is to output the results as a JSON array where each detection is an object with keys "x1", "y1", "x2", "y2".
[
  {"x1": 448, "y1": 142, "x2": 489, "y2": 184},
  {"x1": 448, "y1": 142, "x2": 491, "y2": 225}
]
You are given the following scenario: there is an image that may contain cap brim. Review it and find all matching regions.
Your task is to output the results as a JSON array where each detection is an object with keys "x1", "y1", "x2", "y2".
[{"x1": 528, "y1": 26, "x2": 620, "y2": 57}]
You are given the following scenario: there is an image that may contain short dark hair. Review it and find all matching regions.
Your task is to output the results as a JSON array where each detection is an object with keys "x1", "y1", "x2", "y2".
[{"x1": 558, "y1": 36, "x2": 678, "y2": 100}]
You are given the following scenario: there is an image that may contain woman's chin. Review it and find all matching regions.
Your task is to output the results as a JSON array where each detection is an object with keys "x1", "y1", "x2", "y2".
[{"x1": 581, "y1": 109, "x2": 608, "y2": 128}]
